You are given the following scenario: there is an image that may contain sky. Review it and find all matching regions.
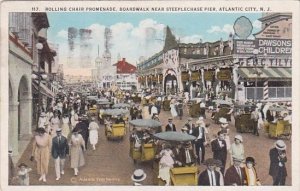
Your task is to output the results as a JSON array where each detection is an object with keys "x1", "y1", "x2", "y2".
[{"x1": 47, "y1": 12, "x2": 262, "y2": 76}]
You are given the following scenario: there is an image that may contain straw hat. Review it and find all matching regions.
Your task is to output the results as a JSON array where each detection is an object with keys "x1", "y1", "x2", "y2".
[
  {"x1": 56, "y1": 128, "x2": 62, "y2": 133},
  {"x1": 131, "y1": 169, "x2": 147, "y2": 182},
  {"x1": 275, "y1": 140, "x2": 286, "y2": 150},
  {"x1": 219, "y1": 117, "x2": 228, "y2": 124},
  {"x1": 181, "y1": 127, "x2": 188, "y2": 131}
]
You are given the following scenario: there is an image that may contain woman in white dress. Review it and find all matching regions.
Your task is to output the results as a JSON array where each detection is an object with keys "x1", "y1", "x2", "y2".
[
  {"x1": 61, "y1": 114, "x2": 70, "y2": 138},
  {"x1": 50, "y1": 112, "x2": 60, "y2": 137},
  {"x1": 89, "y1": 117, "x2": 99, "y2": 150},
  {"x1": 70, "y1": 110, "x2": 79, "y2": 130},
  {"x1": 170, "y1": 99, "x2": 178, "y2": 118},
  {"x1": 158, "y1": 145, "x2": 174, "y2": 186},
  {"x1": 70, "y1": 129, "x2": 85, "y2": 176}
]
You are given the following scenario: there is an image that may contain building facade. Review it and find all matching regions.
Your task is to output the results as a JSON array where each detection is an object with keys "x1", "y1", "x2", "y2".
[
  {"x1": 137, "y1": 13, "x2": 292, "y2": 103},
  {"x1": 9, "y1": 12, "x2": 56, "y2": 157}
]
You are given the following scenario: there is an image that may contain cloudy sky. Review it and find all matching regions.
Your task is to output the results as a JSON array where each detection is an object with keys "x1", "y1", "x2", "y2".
[{"x1": 47, "y1": 12, "x2": 262, "y2": 76}]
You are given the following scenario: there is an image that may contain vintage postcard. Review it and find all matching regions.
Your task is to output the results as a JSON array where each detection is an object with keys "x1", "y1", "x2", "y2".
[{"x1": 0, "y1": 1, "x2": 299, "y2": 191}]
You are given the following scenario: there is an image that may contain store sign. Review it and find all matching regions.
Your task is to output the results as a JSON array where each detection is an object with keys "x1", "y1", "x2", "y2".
[
  {"x1": 234, "y1": 40, "x2": 255, "y2": 54},
  {"x1": 256, "y1": 38, "x2": 292, "y2": 56},
  {"x1": 191, "y1": 71, "x2": 200, "y2": 81},
  {"x1": 217, "y1": 69, "x2": 232, "y2": 81},
  {"x1": 204, "y1": 71, "x2": 214, "y2": 81},
  {"x1": 181, "y1": 72, "x2": 189, "y2": 81}
]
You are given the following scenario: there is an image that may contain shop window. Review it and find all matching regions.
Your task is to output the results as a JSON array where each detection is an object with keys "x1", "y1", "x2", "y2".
[
  {"x1": 276, "y1": 88, "x2": 285, "y2": 98},
  {"x1": 286, "y1": 87, "x2": 292, "y2": 97},
  {"x1": 269, "y1": 88, "x2": 276, "y2": 98}
]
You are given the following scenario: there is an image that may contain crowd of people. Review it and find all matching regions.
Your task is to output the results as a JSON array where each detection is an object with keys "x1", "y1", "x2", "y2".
[{"x1": 9, "y1": 87, "x2": 290, "y2": 186}]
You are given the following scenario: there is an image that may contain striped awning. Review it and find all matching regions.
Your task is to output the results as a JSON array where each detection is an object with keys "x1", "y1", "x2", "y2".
[{"x1": 238, "y1": 67, "x2": 291, "y2": 80}]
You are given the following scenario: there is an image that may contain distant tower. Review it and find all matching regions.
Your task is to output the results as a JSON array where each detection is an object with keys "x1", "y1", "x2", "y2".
[
  {"x1": 95, "y1": 45, "x2": 101, "y2": 81},
  {"x1": 103, "y1": 27, "x2": 112, "y2": 65},
  {"x1": 117, "y1": 53, "x2": 121, "y2": 62}
]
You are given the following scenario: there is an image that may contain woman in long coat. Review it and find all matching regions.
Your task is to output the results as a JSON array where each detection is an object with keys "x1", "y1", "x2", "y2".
[
  {"x1": 31, "y1": 128, "x2": 51, "y2": 182},
  {"x1": 88, "y1": 117, "x2": 99, "y2": 150},
  {"x1": 70, "y1": 129, "x2": 86, "y2": 176}
]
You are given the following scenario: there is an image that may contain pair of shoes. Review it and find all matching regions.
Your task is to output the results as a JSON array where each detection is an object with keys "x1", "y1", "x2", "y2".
[
  {"x1": 61, "y1": 171, "x2": 64, "y2": 175},
  {"x1": 56, "y1": 177, "x2": 60, "y2": 181},
  {"x1": 39, "y1": 176, "x2": 43, "y2": 181}
]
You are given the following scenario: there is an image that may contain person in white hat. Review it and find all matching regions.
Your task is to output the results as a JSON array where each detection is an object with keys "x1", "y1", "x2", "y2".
[
  {"x1": 51, "y1": 128, "x2": 69, "y2": 181},
  {"x1": 219, "y1": 117, "x2": 231, "y2": 151},
  {"x1": 230, "y1": 135, "x2": 245, "y2": 165},
  {"x1": 269, "y1": 140, "x2": 287, "y2": 185},
  {"x1": 131, "y1": 169, "x2": 147, "y2": 186}
]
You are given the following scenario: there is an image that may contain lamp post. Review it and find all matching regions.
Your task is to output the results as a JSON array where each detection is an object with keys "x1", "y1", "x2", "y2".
[
  {"x1": 35, "y1": 42, "x2": 43, "y2": 128},
  {"x1": 252, "y1": 49, "x2": 260, "y2": 102}
]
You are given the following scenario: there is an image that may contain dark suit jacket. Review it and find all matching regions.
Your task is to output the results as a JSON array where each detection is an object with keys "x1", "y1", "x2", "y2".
[
  {"x1": 179, "y1": 147, "x2": 196, "y2": 166},
  {"x1": 198, "y1": 170, "x2": 221, "y2": 186},
  {"x1": 211, "y1": 139, "x2": 227, "y2": 164},
  {"x1": 224, "y1": 166, "x2": 246, "y2": 185},
  {"x1": 192, "y1": 126, "x2": 206, "y2": 142},
  {"x1": 51, "y1": 136, "x2": 69, "y2": 159},
  {"x1": 269, "y1": 148, "x2": 287, "y2": 177},
  {"x1": 165, "y1": 123, "x2": 176, "y2": 131},
  {"x1": 75, "y1": 121, "x2": 89, "y2": 141}
]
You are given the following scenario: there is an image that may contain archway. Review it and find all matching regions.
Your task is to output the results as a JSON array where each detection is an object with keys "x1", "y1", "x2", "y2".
[
  {"x1": 18, "y1": 75, "x2": 32, "y2": 140},
  {"x1": 164, "y1": 73, "x2": 178, "y2": 94}
]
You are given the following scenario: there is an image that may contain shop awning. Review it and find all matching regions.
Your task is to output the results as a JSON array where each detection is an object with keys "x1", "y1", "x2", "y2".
[
  {"x1": 32, "y1": 81, "x2": 55, "y2": 98},
  {"x1": 238, "y1": 67, "x2": 291, "y2": 80}
]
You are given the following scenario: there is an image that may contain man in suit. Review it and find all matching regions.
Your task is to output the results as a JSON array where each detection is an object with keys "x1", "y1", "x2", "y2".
[
  {"x1": 198, "y1": 158, "x2": 222, "y2": 186},
  {"x1": 224, "y1": 157, "x2": 246, "y2": 185},
  {"x1": 269, "y1": 140, "x2": 287, "y2": 185},
  {"x1": 165, "y1": 118, "x2": 176, "y2": 131},
  {"x1": 192, "y1": 120, "x2": 207, "y2": 164},
  {"x1": 183, "y1": 117, "x2": 194, "y2": 135},
  {"x1": 211, "y1": 131, "x2": 227, "y2": 174},
  {"x1": 179, "y1": 142, "x2": 197, "y2": 167},
  {"x1": 51, "y1": 128, "x2": 69, "y2": 181}
]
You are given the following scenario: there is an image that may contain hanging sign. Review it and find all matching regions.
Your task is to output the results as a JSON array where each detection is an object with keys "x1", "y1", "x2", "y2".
[
  {"x1": 204, "y1": 70, "x2": 214, "y2": 81},
  {"x1": 181, "y1": 72, "x2": 189, "y2": 81},
  {"x1": 191, "y1": 71, "x2": 200, "y2": 81},
  {"x1": 217, "y1": 69, "x2": 232, "y2": 81}
]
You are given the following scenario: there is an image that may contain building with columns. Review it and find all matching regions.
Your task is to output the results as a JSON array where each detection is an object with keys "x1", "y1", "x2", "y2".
[
  {"x1": 9, "y1": 12, "x2": 55, "y2": 158},
  {"x1": 137, "y1": 13, "x2": 292, "y2": 103}
]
